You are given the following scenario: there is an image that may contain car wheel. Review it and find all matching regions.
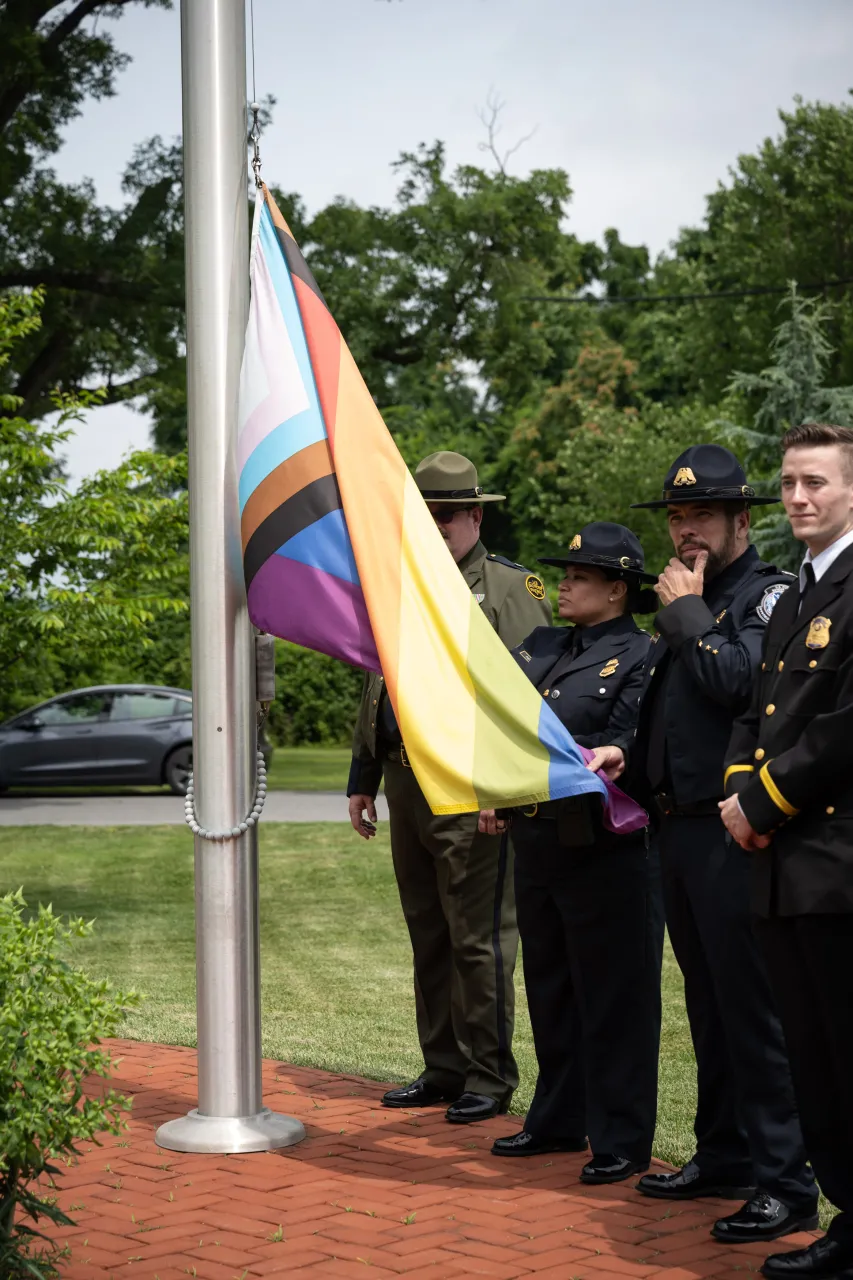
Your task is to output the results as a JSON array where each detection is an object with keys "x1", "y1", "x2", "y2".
[{"x1": 164, "y1": 745, "x2": 193, "y2": 796}]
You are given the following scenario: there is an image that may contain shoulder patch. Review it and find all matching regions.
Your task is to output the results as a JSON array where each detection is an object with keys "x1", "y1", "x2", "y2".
[
  {"x1": 525, "y1": 574, "x2": 546, "y2": 600},
  {"x1": 756, "y1": 582, "x2": 790, "y2": 623}
]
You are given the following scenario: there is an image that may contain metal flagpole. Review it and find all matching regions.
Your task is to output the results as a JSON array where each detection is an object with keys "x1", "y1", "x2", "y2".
[{"x1": 155, "y1": 0, "x2": 305, "y2": 1155}]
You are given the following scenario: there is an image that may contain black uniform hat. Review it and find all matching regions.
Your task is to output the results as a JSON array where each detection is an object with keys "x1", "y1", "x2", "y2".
[
  {"x1": 631, "y1": 444, "x2": 778, "y2": 510},
  {"x1": 539, "y1": 522, "x2": 657, "y2": 613}
]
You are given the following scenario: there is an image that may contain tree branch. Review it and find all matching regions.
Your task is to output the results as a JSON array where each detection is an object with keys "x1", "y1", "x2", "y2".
[{"x1": 0, "y1": 269, "x2": 174, "y2": 304}]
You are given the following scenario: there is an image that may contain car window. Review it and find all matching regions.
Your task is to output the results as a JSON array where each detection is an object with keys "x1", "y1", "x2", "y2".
[
  {"x1": 173, "y1": 697, "x2": 192, "y2": 717},
  {"x1": 39, "y1": 694, "x2": 105, "y2": 725},
  {"x1": 109, "y1": 692, "x2": 181, "y2": 721}
]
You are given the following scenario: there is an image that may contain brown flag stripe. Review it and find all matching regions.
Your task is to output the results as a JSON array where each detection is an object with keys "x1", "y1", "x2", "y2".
[
  {"x1": 241, "y1": 439, "x2": 334, "y2": 550},
  {"x1": 243, "y1": 473, "x2": 342, "y2": 591},
  {"x1": 265, "y1": 187, "x2": 329, "y2": 311}
]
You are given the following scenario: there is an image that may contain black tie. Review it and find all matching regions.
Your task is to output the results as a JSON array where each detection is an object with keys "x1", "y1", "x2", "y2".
[{"x1": 799, "y1": 562, "x2": 816, "y2": 614}]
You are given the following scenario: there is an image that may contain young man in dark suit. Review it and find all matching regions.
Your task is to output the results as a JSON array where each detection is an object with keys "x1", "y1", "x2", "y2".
[{"x1": 722, "y1": 422, "x2": 853, "y2": 1280}]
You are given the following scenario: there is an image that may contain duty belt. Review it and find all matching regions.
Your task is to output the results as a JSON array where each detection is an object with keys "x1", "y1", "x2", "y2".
[
  {"x1": 382, "y1": 742, "x2": 412, "y2": 768},
  {"x1": 653, "y1": 793, "x2": 722, "y2": 818}
]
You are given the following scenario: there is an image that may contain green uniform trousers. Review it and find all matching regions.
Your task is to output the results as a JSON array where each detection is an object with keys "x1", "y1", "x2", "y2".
[{"x1": 383, "y1": 757, "x2": 519, "y2": 1101}]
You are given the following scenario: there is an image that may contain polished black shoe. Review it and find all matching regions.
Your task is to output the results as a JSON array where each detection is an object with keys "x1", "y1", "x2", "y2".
[
  {"x1": 491, "y1": 1130, "x2": 588, "y2": 1157},
  {"x1": 762, "y1": 1236, "x2": 853, "y2": 1278},
  {"x1": 445, "y1": 1092, "x2": 510, "y2": 1124},
  {"x1": 381, "y1": 1076, "x2": 461, "y2": 1108},
  {"x1": 638, "y1": 1159, "x2": 756, "y2": 1201},
  {"x1": 712, "y1": 1192, "x2": 820, "y2": 1244},
  {"x1": 580, "y1": 1153, "x2": 649, "y2": 1184}
]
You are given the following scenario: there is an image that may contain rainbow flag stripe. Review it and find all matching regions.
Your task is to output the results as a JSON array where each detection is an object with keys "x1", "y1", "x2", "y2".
[{"x1": 238, "y1": 186, "x2": 633, "y2": 819}]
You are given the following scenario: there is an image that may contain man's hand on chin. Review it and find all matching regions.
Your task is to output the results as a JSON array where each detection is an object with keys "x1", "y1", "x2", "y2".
[{"x1": 655, "y1": 549, "x2": 708, "y2": 607}]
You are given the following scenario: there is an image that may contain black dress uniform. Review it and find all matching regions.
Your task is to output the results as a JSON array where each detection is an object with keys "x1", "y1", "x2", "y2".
[
  {"x1": 493, "y1": 524, "x2": 664, "y2": 1182},
  {"x1": 624, "y1": 446, "x2": 817, "y2": 1233},
  {"x1": 724, "y1": 535, "x2": 853, "y2": 1261}
]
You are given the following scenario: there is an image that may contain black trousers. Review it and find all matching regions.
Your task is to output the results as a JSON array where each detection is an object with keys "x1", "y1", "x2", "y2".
[
  {"x1": 659, "y1": 814, "x2": 815, "y2": 1207},
  {"x1": 754, "y1": 914, "x2": 853, "y2": 1244},
  {"x1": 513, "y1": 817, "x2": 664, "y2": 1164}
]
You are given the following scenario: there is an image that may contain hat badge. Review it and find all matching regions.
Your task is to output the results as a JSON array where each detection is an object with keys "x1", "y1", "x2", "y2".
[
  {"x1": 673, "y1": 467, "x2": 697, "y2": 487},
  {"x1": 569, "y1": 533, "x2": 582, "y2": 550}
]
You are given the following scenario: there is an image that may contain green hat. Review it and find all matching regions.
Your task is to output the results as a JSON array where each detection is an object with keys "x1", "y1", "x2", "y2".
[{"x1": 414, "y1": 451, "x2": 505, "y2": 505}]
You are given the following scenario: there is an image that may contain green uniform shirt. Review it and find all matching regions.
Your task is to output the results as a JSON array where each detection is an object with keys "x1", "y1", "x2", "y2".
[{"x1": 348, "y1": 540, "x2": 552, "y2": 797}]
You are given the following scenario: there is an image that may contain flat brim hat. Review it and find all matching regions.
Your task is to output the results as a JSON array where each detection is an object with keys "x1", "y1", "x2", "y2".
[
  {"x1": 539, "y1": 521, "x2": 657, "y2": 584},
  {"x1": 631, "y1": 443, "x2": 779, "y2": 509},
  {"x1": 414, "y1": 450, "x2": 505, "y2": 504}
]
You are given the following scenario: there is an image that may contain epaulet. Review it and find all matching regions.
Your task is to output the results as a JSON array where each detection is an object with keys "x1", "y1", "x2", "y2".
[
  {"x1": 486, "y1": 553, "x2": 527, "y2": 571},
  {"x1": 757, "y1": 563, "x2": 796, "y2": 579}
]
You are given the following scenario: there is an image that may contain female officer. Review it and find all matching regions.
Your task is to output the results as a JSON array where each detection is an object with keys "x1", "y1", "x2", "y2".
[{"x1": 487, "y1": 522, "x2": 664, "y2": 1184}]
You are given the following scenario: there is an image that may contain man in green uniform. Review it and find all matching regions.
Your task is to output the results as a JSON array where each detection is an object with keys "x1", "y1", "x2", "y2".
[{"x1": 347, "y1": 451, "x2": 551, "y2": 1123}]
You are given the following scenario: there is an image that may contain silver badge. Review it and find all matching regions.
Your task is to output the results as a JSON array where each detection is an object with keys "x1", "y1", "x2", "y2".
[
  {"x1": 756, "y1": 582, "x2": 790, "y2": 623},
  {"x1": 551, "y1": 689, "x2": 560, "y2": 699}
]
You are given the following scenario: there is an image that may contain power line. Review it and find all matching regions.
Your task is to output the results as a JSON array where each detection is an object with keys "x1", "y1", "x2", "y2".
[{"x1": 523, "y1": 275, "x2": 853, "y2": 306}]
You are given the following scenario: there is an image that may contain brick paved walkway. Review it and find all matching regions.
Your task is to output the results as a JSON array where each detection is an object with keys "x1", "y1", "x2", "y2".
[{"x1": 43, "y1": 1040, "x2": 818, "y2": 1279}]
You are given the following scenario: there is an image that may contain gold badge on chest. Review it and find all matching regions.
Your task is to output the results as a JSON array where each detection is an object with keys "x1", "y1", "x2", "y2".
[
  {"x1": 806, "y1": 616, "x2": 831, "y2": 650},
  {"x1": 599, "y1": 658, "x2": 619, "y2": 678}
]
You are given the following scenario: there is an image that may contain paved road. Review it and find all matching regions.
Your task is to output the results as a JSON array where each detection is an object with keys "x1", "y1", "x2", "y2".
[{"x1": 0, "y1": 790, "x2": 390, "y2": 826}]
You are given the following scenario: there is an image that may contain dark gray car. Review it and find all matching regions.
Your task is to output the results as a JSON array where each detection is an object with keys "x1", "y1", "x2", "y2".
[{"x1": 0, "y1": 685, "x2": 272, "y2": 795}]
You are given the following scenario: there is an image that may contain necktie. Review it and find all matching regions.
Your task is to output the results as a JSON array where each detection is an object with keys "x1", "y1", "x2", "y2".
[{"x1": 798, "y1": 562, "x2": 816, "y2": 614}]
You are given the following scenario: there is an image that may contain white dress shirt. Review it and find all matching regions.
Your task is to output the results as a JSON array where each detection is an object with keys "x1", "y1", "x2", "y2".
[{"x1": 799, "y1": 525, "x2": 853, "y2": 589}]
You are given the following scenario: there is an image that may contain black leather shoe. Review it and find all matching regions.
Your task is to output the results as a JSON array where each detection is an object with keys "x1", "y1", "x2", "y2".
[
  {"x1": 491, "y1": 1130, "x2": 588, "y2": 1157},
  {"x1": 381, "y1": 1076, "x2": 461, "y2": 1108},
  {"x1": 711, "y1": 1193, "x2": 820, "y2": 1244},
  {"x1": 445, "y1": 1092, "x2": 510, "y2": 1124},
  {"x1": 762, "y1": 1236, "x2": 853, "y2": 1278},
  {"x1": 638, "y1": 1159, "x2": 756, "y2": 1201},
  {"x1": 580, "y1": 1153, "x2": 649, "y2": 1184}
]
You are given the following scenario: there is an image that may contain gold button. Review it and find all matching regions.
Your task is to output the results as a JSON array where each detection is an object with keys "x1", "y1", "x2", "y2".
[
  {"x1": 827, "y1": 806, "x2": 835, "y2": 815},
  {"x1": 543, "y1": 688, "x2": 549, "y2": 697},
  {"x1": 809, "y1": 660, "x2": 817, "y2": 669},
  {"x1": 755, "y1": 748, "x2": 765, "y2": 761},
  {"x1": 766, "y1": 704, "x2": 775, "y2": 715},
  {"x1": 761, "y1": 661, "x2": 766, "y2": 671},
  {"x1": 778, "y1": 660, "x2": 784, "y2": 672},
  {"x1": 372, "y1": 698, "x2": 378, "y2": 705},
  {"x1": 370, "y1": 721, "x2": 375, "y2": 728},
  {"x1": 379, "y1": 675, "x2": 384, "y2": 682}
]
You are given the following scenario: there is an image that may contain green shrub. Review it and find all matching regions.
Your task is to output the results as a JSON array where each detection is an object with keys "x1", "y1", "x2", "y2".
[
  {"x1": 0, "y1": 890, "x2": 138, "y2": 1279},
  {"x1": 267, "y1": 640, "x2": 363, "y2": 747}
]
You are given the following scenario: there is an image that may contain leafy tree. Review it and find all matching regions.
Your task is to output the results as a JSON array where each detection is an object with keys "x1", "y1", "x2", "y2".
[
  {"x1": 718, "y1": 287, "x2": 853, "y2": 569},
  {"x1": 612, "y1": 96, "x2": 853, "y2": 405},
  {"x1": 0, "y1": 290, "x2": 189, "y2": 720},
  {"x1": 0, "y1": 1, "x2": 182, "y2": 422}
]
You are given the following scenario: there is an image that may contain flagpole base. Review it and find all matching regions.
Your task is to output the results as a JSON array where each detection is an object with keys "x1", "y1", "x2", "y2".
[{"x1": 155, "y1": 1107, "x2": 306, "y2": 1154}]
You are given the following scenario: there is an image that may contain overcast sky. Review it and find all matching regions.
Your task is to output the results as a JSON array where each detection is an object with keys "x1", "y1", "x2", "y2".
[{"x1": 51, "y1": 0, "x2": 853, "y2": 485}]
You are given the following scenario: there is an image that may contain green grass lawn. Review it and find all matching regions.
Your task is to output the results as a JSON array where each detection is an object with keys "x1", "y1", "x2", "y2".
[
  {"x1": 3, "y1": 821, "x2": 696, "y2": 1171},
  {"x1": 264, "y1": 746, "x2": 350, "y2": 791}
]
